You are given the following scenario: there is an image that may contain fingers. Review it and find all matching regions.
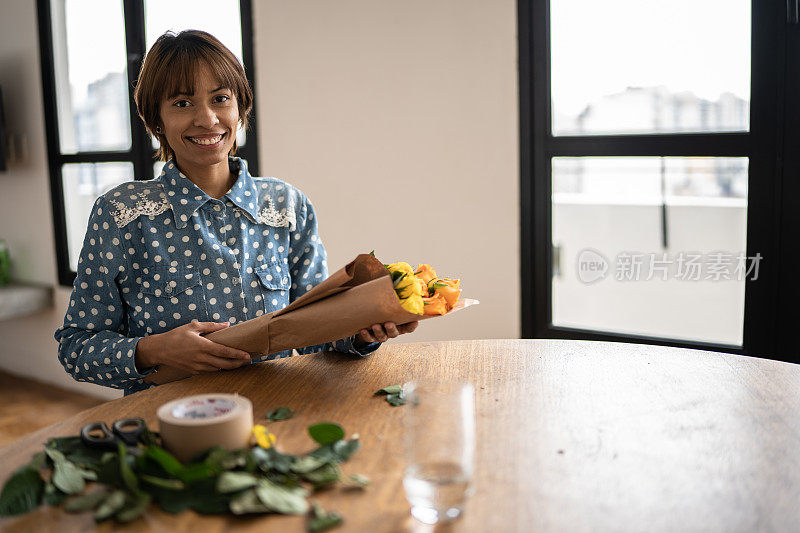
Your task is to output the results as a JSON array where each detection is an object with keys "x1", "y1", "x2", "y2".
[
  {"x1": 192, "y1": 321, "x2": 230, "y2": 334},
  {"x1": 201, "y1": 339, "x2": 252, "y2": 361},
  {"x1": 359, "y1": 328, "x2": 377, "y2": 343},
  {"x1": 399, "y1": 321, "x2": 419, "y2": 334},
  {"x1": 202, "y1": 353, "x2": 251, "y2": 370},
  {"x1": 384, "y1": 322, "x2": 401, "y2": 338},
  {"x1": 371, "y1": 323, "x2": 389, "y2": 342}
]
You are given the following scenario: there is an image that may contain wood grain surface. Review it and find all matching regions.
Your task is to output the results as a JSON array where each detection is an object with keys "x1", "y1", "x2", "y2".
[{"x1": 1, "y1": 339, "x2": 800, "y2": 532}]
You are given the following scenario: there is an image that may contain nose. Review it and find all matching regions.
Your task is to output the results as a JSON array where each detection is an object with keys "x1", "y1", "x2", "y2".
[{"x1": 193, "y1": 103, "x2": 218, "y2": 128}]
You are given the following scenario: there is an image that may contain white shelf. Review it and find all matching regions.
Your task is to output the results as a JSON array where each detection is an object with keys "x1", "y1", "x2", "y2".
[{"x1": 0, "y1": 284, "x2": 52, "y2": 321}]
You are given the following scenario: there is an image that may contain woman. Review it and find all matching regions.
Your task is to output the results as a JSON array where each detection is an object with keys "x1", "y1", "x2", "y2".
[{"x1": 55, "y1": 30, "x2": 417, "y2": 395}]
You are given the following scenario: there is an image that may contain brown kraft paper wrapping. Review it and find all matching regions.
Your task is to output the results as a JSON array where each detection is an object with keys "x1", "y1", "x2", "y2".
[{"x1": 145, "y1": 253, "x2": 479, "y2": 384}]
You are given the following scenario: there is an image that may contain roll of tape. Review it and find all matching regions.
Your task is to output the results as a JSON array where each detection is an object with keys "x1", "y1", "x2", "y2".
[{"x1": 157, "y1": 393, "x2": 253, "y2": 463}]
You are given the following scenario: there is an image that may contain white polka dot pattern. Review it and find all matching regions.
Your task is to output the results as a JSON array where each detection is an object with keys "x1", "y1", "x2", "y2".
[{"x1": 55, "y1": 157, "x2": 379, "y2": 396}]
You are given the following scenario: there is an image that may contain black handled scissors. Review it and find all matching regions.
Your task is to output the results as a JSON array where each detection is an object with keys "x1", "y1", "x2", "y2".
[{"x1": 80, "y1": 417, "x2": 147, "y2": 453}]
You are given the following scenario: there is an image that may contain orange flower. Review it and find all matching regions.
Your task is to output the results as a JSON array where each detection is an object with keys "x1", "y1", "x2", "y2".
[
  {"x1": 422, "y1": 294, "x2": 448, "y2": 316},
  {"x1": 414, "y1": 264, "x2": 438, "y2": 285},
  {"x1": 435, "y1": 286, "x2": 461, "y2": 309}
]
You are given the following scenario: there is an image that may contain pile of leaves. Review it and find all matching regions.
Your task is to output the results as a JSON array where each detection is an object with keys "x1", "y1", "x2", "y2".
[
  {"x1": 0, "y1": 418, "x2": 366, "y2": 531},
  {"x1": 376, "y1": 385, "x2": 406, "y2": 406}
]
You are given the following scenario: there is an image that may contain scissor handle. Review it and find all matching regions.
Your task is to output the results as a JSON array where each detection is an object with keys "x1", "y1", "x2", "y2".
[
  {"x1": 80, "y1": 421, "x2": 116, "y2": 449},
  {"x1": 112, "y1": 417, "x2": 146, "y2": 447}
]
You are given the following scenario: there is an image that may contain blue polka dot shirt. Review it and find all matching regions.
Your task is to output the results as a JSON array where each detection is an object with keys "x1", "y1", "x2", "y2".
[{"x1": 55, "y1": 157, "x2": 379, "y2": 395}]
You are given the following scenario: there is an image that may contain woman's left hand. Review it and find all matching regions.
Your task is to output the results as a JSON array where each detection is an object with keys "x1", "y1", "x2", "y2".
[{"x1": 357, "y1": 321, "x2": 419, "y2": 343}]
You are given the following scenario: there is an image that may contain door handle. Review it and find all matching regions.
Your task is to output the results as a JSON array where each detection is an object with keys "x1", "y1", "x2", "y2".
[{"x1": 789, "y1": 0, "x2": 799, "y2": 25}]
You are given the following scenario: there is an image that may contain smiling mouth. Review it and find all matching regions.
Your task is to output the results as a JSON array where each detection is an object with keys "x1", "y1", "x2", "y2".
[{"x1": 188, "y1": 133, "x2": 225, "y2": 146}]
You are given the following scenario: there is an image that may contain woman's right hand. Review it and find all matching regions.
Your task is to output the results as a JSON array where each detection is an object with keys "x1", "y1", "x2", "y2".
[{"x1": 135, "y1": 321, "x2": 252, "y2": 374}]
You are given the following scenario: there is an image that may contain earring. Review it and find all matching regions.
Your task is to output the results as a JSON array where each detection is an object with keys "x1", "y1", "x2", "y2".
[{"x1": 155, "y1": 126, "x2": 163, "y2": 134}]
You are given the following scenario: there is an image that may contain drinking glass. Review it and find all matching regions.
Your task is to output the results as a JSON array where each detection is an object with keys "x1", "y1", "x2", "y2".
[{"x1": 402, "y1": 380, "x2": 476, "y2": 525}]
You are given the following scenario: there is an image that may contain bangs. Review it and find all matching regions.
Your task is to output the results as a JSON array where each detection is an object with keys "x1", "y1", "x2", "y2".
[{"x1": 157, "y1": 45, "x2": 240, "y2": 101}]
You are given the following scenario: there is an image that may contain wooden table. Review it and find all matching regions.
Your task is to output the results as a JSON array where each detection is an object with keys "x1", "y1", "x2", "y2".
[{"x1": 1, "y1": 339, "x2": 800, "y2": 532}]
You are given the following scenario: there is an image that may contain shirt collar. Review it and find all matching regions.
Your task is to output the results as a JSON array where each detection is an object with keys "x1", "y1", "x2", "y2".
[
  {"x1": 158, "y1": 157, "x2": 260, "y2": 229},
  {"x1": 223, "y1": 157, "x2": 261, "y2": 223}
]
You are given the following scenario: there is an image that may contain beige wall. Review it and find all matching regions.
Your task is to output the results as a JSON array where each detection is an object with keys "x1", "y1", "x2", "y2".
[
  {"x1": 0, "y1": 0, "x2": 520, "y2": 398},
  {"x1": 253, "y1": 0, "x2": 520, "y2": 343}
]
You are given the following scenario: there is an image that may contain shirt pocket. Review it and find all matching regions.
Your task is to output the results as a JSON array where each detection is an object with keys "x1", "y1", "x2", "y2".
[
  {"x1": 254, "y1": 258, "x2": 290, "y2": 312},
  {"x1": 139, "y1": 265, "x2": 208, "y2": 330}
]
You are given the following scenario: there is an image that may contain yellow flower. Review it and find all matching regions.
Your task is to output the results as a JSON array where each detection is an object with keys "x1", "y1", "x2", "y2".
[
  {"x1": 400, "y1": 293, "x2": 424, "y2": 315},
  {"x1": 387, "y1": 262, "x2": 414, "y2": 277},
  {"x1": 252, "y1": 424, "x2": 277, "y2": 449},
  {"x1": 394, "y1": 273, "x2": 424, "y2": 299}
]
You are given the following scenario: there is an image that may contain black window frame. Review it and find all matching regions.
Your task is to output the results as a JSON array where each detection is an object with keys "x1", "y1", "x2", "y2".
[
  {"x1": 37, "y1": 0, "x2": 259, "y2": 287},
  {"x1": 519, "y1": 0, "x2": 793, "y2": 361}
]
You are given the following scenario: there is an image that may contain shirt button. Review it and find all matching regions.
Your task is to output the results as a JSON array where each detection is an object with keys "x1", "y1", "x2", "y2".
[
  {"x1": 232, "y1": 277, "x2": 240, "y2": 285},
  {"x1": 165, "y1": 285, "x2": 173, "y2": 294}
]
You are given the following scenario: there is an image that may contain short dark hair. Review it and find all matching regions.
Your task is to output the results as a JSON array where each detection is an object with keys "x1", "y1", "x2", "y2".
[{"x1": 134, "y1": 30, "x2": 253, "y2": 162}]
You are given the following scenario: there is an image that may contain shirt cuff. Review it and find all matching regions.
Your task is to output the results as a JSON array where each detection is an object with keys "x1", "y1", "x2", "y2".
[{"x1": 349, "y1": 335, "x2": 381, "y2": 356}]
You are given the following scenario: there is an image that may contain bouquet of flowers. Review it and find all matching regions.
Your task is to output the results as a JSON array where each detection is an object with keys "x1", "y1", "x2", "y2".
[{"x1": 146, "y1": 253, "x2": 478, "y2": 384}]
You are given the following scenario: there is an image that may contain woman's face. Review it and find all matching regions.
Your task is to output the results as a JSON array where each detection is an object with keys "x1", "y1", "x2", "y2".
[{"x1": 158, "y1": 62, "x2": 239, "y2": 172}]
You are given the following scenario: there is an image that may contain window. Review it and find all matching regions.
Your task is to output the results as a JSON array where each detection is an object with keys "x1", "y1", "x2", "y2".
[
  {"x1": 520, "y1": 1, "x2": 795, "y2": 361},
  {"x1": 37, "y1": 0, "x2": 258, "y2": 285}
]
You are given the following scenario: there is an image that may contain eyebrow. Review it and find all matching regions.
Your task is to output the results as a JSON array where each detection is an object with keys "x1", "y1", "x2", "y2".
[{"x1": 171, "y1": 86, "x2": 228, "y2": 97}]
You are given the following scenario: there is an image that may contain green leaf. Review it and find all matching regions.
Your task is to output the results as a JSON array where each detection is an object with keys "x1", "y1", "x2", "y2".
[
  {"x1": 50, "y1": 456, "x2": 86, "y2": 495},
  {"x1": 266, "y1": 407, "x2": 294, "y2": 421},
  {"x1": 220, "y1": 449, "x2": 249, "y2": 470},
  {"x1": 291, "y1": 455, "x2": 327, "y2": 474},
  {"x1": 200, "y1": 446, "x2": 229, "y2": 470},
  {"x1": 229, "y1": 488, "x2": 271, "y2": 515},
  {"x1": 118, "y1": 442, "x2": 138, "y2": 492},
  {"x1": 95, "y1": 453, "x2": 122, "y2": 486},
  {"x1": 140, "y1": 474, "x2": 184, "y2": 491},
  {"x1": 29, "y1": 452, "x2": 47, "y2": 471},
  {"x1": 177, "y1": 462, "x2": 216, "y2": 484},
  {"x1": 46, "y1": 436, "x2": 84, "y2": 454},
  {"x1": 309, "y1": 502, "x2": 344, "y2": 532},
  {"x1": 302, "y1": 463, "x2": 341, "y2": 488},
  {"x1": 308, "y1": 423, "x2": 345, "y2": 445},
  {"x1": 216, "y1": 471, "x2": 259, "y2": 494},
  {"x1": 331, "y1": 438, "x2": 361, "y2": 462},
  {"x1": 43, "y1": 482, "x2": 69, "y2": 506},
  {"x1": 254, "y1": 447, "x2": 294, "y2": 474},
  {"x1": 94, "y1": 490, "x2": 126, "y2": 522},
  {"x1": 376, "y1": 384, "x2": 402, "y2": 395},
  {"x1": 143, "y1": 445, "x2": 183, "y2": 477},
  {"x1": 115, "y1": 492, "x2": 152, "y2": 523},
  {"x1": 369, "y1": 250, "x2": 375, "y2": 257},
  {"x1": 64, "y1": 490, "x2": 108, "y2": 513},
  {"x1": 342, "y1": 474, "x2": 370, "y2": 489},
  {"x1": 255, "y1": 479, "x2": 309, "y2": 515},
  {"x1": 385, "y1": 393, "x2": 406, "y2": 406},
  {"x1": 0, "y1": 466, "x2": 43, "y2": 516}
]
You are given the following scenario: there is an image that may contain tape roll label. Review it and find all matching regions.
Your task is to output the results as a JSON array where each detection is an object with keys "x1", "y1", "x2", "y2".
[{"x1": 171, "y1": 398, "x2": 237, "y2": 420}]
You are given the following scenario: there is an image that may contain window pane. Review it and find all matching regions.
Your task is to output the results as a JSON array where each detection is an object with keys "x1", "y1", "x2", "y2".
[
  {"x1": 144, "y1": 0, "x2": 243, "y2": 63},
  {"x1": 63, "y1": 163, "x2": 134, "y2": 271},
  {"x1": 551, "y1": 157, "x2": 749, "y2": 345},
  {"x1": 550, "y1": 0, "x2": 750, "y2": 135},
  {"x1": 51, "y1": 0, "x2": 132, "y2": 153}
]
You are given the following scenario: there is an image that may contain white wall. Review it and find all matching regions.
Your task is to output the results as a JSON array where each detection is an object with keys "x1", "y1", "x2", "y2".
[
  {"x1": 252, "y1": 0, "x2": 520, "y2": 343},
  {"x1": 0, "y1": 0, "x2": 119, "y2": 399},
  {"x1": 0, "y1": 0, "x2": 520, "y2": 398}
]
